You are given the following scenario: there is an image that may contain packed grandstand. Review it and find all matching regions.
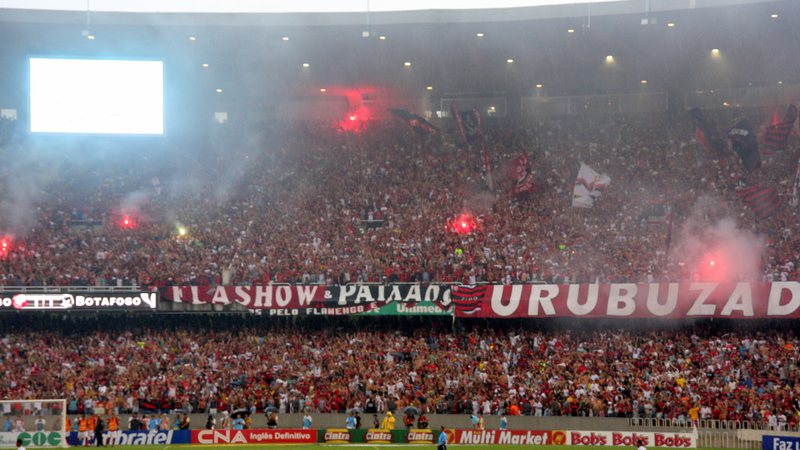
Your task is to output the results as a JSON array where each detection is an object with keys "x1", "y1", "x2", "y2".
[
  {"x1": 0, "y1": 108, "x2": 799, "y2": 432},
  {"x1": 0, "y1": 112, "x2": 797, "y2": 287},
  {"x1": 0, "y1": 316, "x2": 799, "y2": 429},
  {"x1": 1, "y1": 0, "x2": 800, "y2": 449}
]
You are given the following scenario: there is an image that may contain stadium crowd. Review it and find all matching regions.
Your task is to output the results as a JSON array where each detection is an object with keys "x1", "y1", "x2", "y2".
[
  {"x1": 0, "y1": 318, "x2": 798, "y2": 428},
  {"x1": 0, "y1": 110, "x2": 799, "y2": 431},
  {"x1": 0, "y1": 108, "x2": 797, "y2": 288}
]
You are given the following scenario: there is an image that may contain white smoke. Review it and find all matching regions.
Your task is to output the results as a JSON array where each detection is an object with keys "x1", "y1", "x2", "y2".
[
  {"x1": 465, "y1": 191, "x2": 497, "y2": 216},
  {"x1": 119, "y1": 190, "x2": 150, "y2": 216},
  {"x1": 0, "y1": 140, "x2": 60, "y2": 235},
  {"x1": 670, "y1": 196, "x2": 766, "y2": 281}
]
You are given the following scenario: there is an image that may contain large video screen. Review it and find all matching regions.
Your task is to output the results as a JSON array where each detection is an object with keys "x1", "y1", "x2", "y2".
[{"x1": 29, "y1": 57, "x2": 164, "y2": 135}]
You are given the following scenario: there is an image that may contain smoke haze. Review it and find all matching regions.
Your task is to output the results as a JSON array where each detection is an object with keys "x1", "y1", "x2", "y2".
[{"x1": 671, "y1": 196, "x2": 766, "y2": 282}]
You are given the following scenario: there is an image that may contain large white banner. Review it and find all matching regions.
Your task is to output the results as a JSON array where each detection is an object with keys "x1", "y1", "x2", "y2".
[
  {"x1": 453, "y1": 282, "x2": 800, "y2": 319},
  {"x1": 572, "y1": 162, "x2": 611, "y2": 208}
]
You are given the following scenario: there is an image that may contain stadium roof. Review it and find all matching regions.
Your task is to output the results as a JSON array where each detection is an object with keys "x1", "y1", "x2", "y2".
[
  {"x1": 0, "y1": 0, "x2": 796, "y2": 114},
  {"x1": 0, "y1": 0, "x2": 781, "y2": 26}
]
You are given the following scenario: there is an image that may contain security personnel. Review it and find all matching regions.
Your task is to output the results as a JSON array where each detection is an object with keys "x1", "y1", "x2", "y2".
[
  {"x1": 78, "y1": 415, "x2": 89, "y2": 447},
  {"x1": 107, "y1": 414, "x2": 119, "y2": 447},
  {"x1": 380, "y1": 411, "x2": 395, "y2": 430}
]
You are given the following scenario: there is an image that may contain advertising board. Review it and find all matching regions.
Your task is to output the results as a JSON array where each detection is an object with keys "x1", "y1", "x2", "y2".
[
  {"x1": 0, "y1": 432, "x2": 65, "y2": 448},
  {"x1": 455, "y1": 430, "x2": 555, "y2": 445},
  {"x1": 407, "y1": 429, "x2": 434, "y2": 444},
  {"x1": 365, "y1": 429, "x2": 393, "y2": 444},
  {"x1": 192, "y1": 429, "x2": 316, "y2": 444},
  {"x1": 1, "y1": 292, "x2": 157, "y2": 311},
  {"x1": 567, "y1": 431, "x2": 696, "y2": 447},
  {"x1": 67, "y1": 430, "x2": 189, "y2": 446},
  {"x1": 322, "y1": 429, "x2": 352, "y2": 444},
  {"x1": 763, "y1": 435, "x2": 800, "y2": 450}
]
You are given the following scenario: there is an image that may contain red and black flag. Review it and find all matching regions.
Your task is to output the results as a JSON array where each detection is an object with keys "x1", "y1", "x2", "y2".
[
  {"x1": 450, "y1": 101, "x2": 468, "y2": 144},
  {"x1": 510, "y1": 153, "x2": 535, "y2": 195},
  {"x1": 762, "y1": 104, "x2": 797, "y2": 151},
  {"x1": 729, "y1": 119, "x2": 761, "y2": 171},
  {"x1": 140, "y1": 400, "x2": 158, "y2": 411},
  {"x1": 389, "y1": 109, "x2": 439, "y2": 135},
  {"x1": 450, "y1": 285, "x2": 490, "y2": 315},
  {"x1": 462, "y1": 110, "x2": 480, "y2": 140},
  {"x1": 736, "y1": 184, "x2": 782, "y2": 219},
  {"x1": 690, "y1": 108, "x2": 726, "y2": 156},
  {"x1": 451, "y1": 102, "x2": 492, "y2": 184},
  {"x1": 450, "y1": 102, "x2": 480, "y2": 145}
]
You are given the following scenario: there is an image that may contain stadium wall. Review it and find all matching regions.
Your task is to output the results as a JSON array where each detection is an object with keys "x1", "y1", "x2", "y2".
[
  {"x1": 7, "y1": 414, "x2": 771, "y2": 448},
  {"x1": 32, "y1": 414, "x2": 664, "y2": 431}
]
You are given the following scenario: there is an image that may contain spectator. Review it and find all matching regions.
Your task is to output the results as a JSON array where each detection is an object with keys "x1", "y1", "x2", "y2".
[
  {"x1": 266, "y1": 412, "x2": 278, "y2": 429},
  {"x1": 381, "y1": 411, "x2": 395, "y2": 430}
]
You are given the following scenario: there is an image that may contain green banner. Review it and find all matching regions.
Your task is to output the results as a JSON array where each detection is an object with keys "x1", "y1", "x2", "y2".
[
  {"x1": 357, "y1": 301, "x2": 451, "y2": 316},
  {"x1": 319, "y1": 429, "x2": 377, "y2": 443},
  {"x1": 0, "y1": 432, "x2": 65, "y2": 448}
]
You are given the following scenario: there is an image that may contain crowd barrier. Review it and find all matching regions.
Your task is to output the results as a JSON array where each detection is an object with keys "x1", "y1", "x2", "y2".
[
  {"x1": 630, "y1": 418, "x2": 800, "y2": 433},
  {"x1": 697, "y1": 431, "x2": 753, "y2": 449}
]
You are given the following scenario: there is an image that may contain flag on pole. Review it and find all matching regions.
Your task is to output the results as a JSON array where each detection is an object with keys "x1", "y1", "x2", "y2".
[
  {"x1": 736, "y1": 184, "x2": 782, "y2": 219},
  {"x1": 450, "y1": 102, "x2": 492, "y2": 189},
  {"x1": 762, "y1": 104, "x2": 798, "y2": 151},
  {"x1": 690, "y1": 108, "x2": 726, "y2": 156},
  {"x1": 572, "y1": 163, "x2": 611, "y2": 208},
  {"x1": 389, "y1": 109, "x2": 439, "y2": 135},
  {"x1": 729, "y1": 119, "x2": 761, "y2": 171},
  {"x1": 510, "y1": 154, "x2": 535, "y2": 195},
  {"x1": 450, "y1": 101, "x2": 479, "y2": 145}
]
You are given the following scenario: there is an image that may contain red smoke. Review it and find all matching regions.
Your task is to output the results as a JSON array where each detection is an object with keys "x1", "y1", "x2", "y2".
[{"x1": 448, "y1": 213, "x2": 477, "y2": 234}]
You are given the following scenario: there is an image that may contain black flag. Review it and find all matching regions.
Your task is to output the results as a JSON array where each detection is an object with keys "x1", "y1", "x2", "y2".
[
  {"x1": 729, "y1": 119, "x2": 761, "y2": 171},
  {"x1": 450, "y1": 102, "x2": 479, "y2": 144},
  {"x1": 690, "y1": 108, "x2": 726, "y2": 156},
  {"x1": 389, "y1": 109, "x2": 439, "y2": 135}
]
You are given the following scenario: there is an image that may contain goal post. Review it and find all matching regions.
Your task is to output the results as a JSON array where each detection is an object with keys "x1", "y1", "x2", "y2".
[{"x1": 0, "y1": 399, "x2": 67, "y2": 449}]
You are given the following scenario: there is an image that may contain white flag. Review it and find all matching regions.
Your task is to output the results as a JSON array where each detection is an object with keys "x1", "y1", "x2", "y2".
[{"x1": 572, "y1": 162, "x2": 611, "y2": 208}]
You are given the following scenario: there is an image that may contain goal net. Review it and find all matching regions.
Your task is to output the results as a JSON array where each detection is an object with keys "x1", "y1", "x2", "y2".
[{"x1": 0, "y1": 400, "x2": 67, "y2": 449}]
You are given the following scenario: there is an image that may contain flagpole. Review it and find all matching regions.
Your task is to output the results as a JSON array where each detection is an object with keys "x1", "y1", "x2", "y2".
[
  {"x1": 482, "y1": 141, "x2": 493, "y2": 191},
  {"x1": 474, "y1": 108, "x2": 493, "y2": 192},
  {"x1": 451, "y1": 101, "x2": 493, "y2": 191},
  {"x1": 663, "y1": 212, "x2": 673, "y2": 276},
  {"x1": 792, "y1": 157, "x2": 800, "y2": 207}
]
